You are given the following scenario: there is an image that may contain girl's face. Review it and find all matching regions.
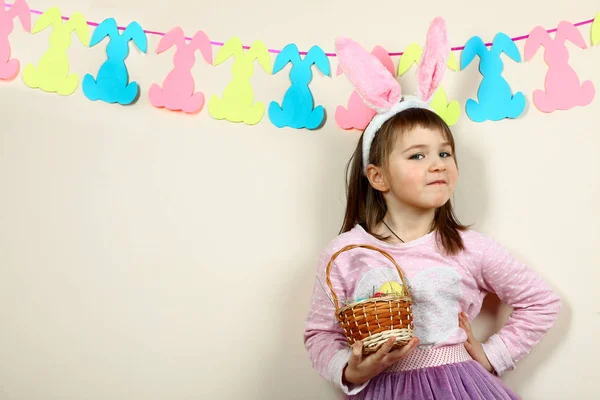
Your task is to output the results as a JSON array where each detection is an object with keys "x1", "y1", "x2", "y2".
[{"x1": 381, "y1": 126, "x2": 458, "y2": 211}]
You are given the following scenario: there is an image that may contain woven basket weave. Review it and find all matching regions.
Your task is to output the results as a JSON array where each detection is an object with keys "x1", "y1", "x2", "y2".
[{"x1": 326, "y1": 244, "x2": 414, "y2": 354}]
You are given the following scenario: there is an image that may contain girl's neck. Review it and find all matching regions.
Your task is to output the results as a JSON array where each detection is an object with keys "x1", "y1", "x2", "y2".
[{"x1": 379, "y1": 208, "x2": 435, "y2": 244}]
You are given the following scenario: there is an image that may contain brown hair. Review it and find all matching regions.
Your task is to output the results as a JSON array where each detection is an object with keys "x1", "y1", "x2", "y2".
[{"x1": 339, "y1": 107, "x2": 468, "y2": 255}]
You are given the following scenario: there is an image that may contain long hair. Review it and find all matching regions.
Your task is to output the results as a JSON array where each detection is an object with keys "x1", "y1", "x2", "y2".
[{"x1": 339, "y1": 107, "x2": 468, "y2": 255}]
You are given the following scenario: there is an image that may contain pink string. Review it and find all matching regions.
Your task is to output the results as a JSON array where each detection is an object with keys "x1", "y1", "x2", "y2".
[{"x1": 5, "y1": 3, "x2": 596, "y2": 56}]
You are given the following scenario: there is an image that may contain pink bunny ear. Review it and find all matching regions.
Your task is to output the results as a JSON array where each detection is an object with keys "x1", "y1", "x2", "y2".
[
  {"x1": 335, "y1": 36, "x2": 401, "y2": 112},
  {"x1": 417, "y1": 17, "x2": 450, "y2": 102},
  {"x1": 371, "y1": 45, "x2": 395, "y2": 76}
]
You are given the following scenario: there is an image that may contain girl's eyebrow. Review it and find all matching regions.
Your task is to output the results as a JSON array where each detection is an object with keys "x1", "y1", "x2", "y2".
[
  {"x1": 402, "y1": 144, "x2": 427, "y2": 153},
  {"x1": 402, "y1": 142, "x2": 451, "y2": 153}
]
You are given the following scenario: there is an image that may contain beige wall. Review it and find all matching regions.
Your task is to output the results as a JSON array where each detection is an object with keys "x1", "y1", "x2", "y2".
[{"x1": 0, "y1": 0, "x2": 598, "y2": 398}]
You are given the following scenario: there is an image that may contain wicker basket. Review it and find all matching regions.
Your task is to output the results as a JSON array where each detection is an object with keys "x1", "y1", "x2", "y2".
[{"x1": 326, "y1": 244, "x2": 414, "y2": 354}]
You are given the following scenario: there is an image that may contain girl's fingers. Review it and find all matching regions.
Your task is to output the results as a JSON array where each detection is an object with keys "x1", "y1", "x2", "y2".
[
  {"x1": 386, "y1": 337, "x2": 420, "y2": 363},
  {"x1": 372, "y1": 336, "x2": 396, "y2": 362},
  {"x1": 348, "y1": 341, "x2": 363, "y2": 367},
  {"x1": 459, "y1": 313, "x2": 472, "y2": 335}
]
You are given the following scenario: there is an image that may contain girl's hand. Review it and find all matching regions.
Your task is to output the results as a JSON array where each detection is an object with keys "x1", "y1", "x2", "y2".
[
  {"x1": 458, "y1": 312, "x2": 494, "y2": 373},
  {"x1": 343, "y1": 336, "x2": 420, "y2": 385}
]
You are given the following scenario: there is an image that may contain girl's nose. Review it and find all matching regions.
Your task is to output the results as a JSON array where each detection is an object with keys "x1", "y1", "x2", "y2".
[{"x1": 429, "y1": 157, "x2": 446, "y2": 172}]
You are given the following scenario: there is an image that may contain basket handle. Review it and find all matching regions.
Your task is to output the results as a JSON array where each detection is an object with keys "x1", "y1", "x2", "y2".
[{"x1": 325, "y1": 244, "x2": 410, "y2": 311}]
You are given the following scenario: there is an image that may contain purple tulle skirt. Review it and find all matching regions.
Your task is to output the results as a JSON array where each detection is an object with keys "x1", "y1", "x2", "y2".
[{"x1": 345, "y1": 360, "x2": 520, "y2": 400}]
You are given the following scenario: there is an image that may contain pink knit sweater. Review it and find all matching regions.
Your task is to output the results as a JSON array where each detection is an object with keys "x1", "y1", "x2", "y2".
[{"x1": 303, "y1": 225, "x2": 561, "y2": 395}]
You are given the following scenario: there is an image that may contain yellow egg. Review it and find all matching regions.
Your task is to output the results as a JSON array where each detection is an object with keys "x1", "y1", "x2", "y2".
[{"x1": 378, "y1": 281, "x2": 404, "y2": 296}]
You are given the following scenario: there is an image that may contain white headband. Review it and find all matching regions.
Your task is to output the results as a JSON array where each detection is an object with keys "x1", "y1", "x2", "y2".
[{"x1": 361, "y1": 95, "x2": 433, "y2": 172}]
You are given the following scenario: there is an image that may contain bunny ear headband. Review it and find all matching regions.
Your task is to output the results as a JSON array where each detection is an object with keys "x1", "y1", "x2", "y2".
[{"x1": 335, "y1": 17, "x2": 450, "y2": 173}]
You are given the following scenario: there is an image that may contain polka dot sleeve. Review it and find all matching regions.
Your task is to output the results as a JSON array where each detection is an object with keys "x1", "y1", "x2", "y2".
[
  {"x1": 475, "y1": 234, "x2": 562, "y2": 375},
  {"x1": 303, "y1": 246, "x2": 369, "y2": 395}
]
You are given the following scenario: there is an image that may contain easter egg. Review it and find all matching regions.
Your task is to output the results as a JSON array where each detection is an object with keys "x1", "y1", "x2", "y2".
[{"x1": 377, "y1": 281, "x2": 404, "y2": 296}]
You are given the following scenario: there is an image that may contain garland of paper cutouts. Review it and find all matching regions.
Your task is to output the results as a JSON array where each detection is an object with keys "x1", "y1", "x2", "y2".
[{"x1": 2, "y1": 2, "x2": 600, "y2": 128}]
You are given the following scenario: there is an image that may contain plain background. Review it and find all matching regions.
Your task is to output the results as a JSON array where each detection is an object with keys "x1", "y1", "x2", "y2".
[{"x1": 0, "y1": 0, "x2": 598, "y2": 399}]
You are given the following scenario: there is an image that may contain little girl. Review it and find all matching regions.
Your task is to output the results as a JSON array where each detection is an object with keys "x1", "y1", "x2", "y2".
[{"x1": 303, "y1": 17, "x2": 561, "y2": 399}]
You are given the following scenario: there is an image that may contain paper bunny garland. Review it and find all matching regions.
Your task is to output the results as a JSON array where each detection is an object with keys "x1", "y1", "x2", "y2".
[{"x1": 335, "y1": 17, "x2": 450, "y2": 172}]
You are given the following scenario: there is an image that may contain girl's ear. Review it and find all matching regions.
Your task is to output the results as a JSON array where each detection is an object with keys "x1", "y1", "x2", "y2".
[{"x1": 365, "y1": 164, "x2": 389, "y2": 192}]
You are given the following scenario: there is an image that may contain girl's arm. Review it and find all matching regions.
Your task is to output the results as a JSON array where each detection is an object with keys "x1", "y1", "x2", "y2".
[
  {"x1": 303, "y1": 248, "x2": 370, "y2": 395},
  {"x1": 475, "y1": 235, "x2": 562, "y2": 376}
]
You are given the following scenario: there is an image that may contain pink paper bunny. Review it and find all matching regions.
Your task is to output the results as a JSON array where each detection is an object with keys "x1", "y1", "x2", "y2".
[
  {"x1": 0, "y1": 0, "x2": 31, "y2": 80},
  {"x1": 149, "y1": 27, "x2": 213, "y2": 113},
  {"x1": 525, "y1": 21, "x2": 595, "y2": 112},
  {"x1": 335, "y1": 46, "x2": 395, "y2": 130}
]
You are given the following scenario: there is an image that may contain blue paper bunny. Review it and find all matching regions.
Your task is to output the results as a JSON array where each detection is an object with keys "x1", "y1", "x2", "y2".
[
  {"x1": 268, "y1": 44, "x2": 331, "y2": 130},
  {"x1": 461, "y1": 32, "x2": 526, "y2": 122},
  {"x1": 82, "y1": 18, "x2": 147, "y2": 105}
]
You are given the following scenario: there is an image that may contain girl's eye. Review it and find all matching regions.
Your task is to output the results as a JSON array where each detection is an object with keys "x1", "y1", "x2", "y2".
[
  {"x1": 409, "y1": 154, "x2": 424, "y2": 160},
  {"x1": 440, "y1": 152, "x2": 452, "y2": 158}
]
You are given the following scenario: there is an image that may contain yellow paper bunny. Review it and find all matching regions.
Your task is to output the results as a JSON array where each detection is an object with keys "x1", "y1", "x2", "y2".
[
  {"x1": 208, "y1": 37, "x2": 272, "y2": 125},
  {"x1": 22, "y1": 7, "x2": 89, "y2": 95}
]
